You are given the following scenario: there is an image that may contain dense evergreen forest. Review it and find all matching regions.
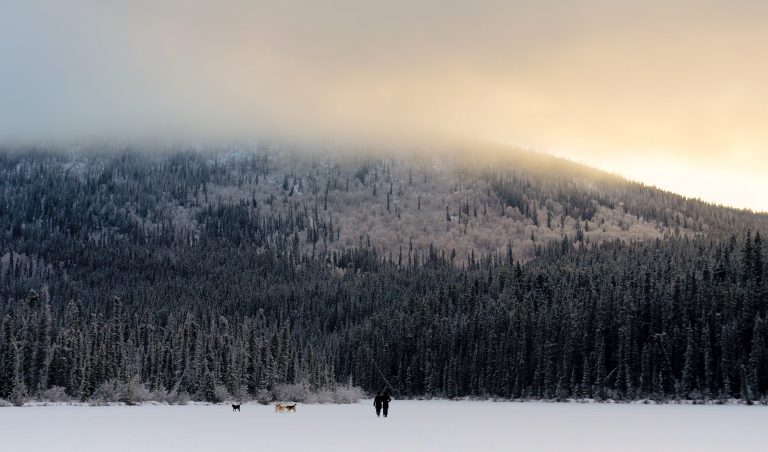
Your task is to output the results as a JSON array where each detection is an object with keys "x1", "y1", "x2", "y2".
[{"x1": 1, "y1": 146, "x2": 767, "y2": 404}]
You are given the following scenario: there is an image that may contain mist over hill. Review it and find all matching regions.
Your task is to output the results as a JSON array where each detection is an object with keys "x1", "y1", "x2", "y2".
[{"x1": 1, "y1": 145, "x2": 766, "y2": 404}]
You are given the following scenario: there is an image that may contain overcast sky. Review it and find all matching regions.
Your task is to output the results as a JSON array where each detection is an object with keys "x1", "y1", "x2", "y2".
[{"x1": 2, "y1": 1, "x2": 767, "y2": 211}]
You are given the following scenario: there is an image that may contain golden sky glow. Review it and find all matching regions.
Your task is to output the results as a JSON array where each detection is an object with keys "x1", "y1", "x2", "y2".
[{"x1": 2, "y1": 1, "x2": 767, "y2": 211}]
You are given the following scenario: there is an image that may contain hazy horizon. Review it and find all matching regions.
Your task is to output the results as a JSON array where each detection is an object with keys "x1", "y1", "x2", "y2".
[{"x1": 2, "y1": 1, "x2": 767, "y2": 211}]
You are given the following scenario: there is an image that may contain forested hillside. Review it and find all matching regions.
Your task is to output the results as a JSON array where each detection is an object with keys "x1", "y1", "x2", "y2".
[{"x1": 1, "y1": 146, "x2": 767, "y2": 404}]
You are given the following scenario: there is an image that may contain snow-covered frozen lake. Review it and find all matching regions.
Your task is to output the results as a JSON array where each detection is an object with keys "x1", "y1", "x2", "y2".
[{"x1": 1, "y1": 400, "x2": 767, "y2": 452}]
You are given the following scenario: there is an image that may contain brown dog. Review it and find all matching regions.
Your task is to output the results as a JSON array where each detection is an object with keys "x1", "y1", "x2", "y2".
[{"x1": 274, "y1": 403, "x2": 286, "y2": 413}]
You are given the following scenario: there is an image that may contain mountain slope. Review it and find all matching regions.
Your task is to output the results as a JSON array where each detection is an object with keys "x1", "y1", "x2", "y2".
[
  {"x1": 2, "y1": 146, "x2": 764, "y2": 265},
  {"x1": 0, "y1": 146, "x2": 766, "y2": 404}
]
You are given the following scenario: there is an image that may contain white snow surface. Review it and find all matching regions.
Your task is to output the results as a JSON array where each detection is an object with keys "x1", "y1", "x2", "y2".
[{"x1": 1, "y1": 400, "x2": 767, "y2": 452}]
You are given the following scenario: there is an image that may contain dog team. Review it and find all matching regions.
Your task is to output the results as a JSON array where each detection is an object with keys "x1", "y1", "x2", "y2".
[{"x1": 231, "y1": 402, "x2": 297, "y2": 413}]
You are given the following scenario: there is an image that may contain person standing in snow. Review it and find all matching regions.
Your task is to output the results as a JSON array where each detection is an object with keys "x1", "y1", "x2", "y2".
[
  {"x1": 373, "y1": 392, "x2": 384, "y2": 417},
  {"x1": 381, "y1": 391, "x2": 391, "y2": 418}
]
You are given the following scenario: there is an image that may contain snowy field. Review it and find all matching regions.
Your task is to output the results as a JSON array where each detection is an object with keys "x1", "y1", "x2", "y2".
[{"x1": 2, "y1": 400, "x2": 767, "y2": 452}]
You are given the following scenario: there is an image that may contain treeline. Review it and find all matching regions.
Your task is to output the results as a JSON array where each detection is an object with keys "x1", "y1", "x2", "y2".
[{"x1": 2, "y1": 232, "x2": 766, "y2": 403}]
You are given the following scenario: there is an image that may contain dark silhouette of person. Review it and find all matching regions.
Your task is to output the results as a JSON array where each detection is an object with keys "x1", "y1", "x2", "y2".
[
  {"x1": 382, "y1": 391, "x2": 391, "y2": 417},
  {"x1": 373, "y1": 392, "x2": 383, "y2": 417}
]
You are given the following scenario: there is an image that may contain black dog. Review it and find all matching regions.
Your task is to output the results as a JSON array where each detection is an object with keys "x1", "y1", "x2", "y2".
[{"x1": 232, "y1": 404, "x2": 241, "y2": 412}]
